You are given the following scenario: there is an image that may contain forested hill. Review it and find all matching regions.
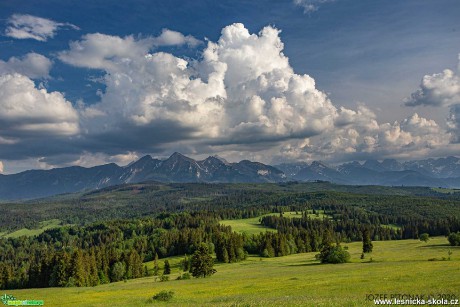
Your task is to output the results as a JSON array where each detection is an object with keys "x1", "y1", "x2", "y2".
[
  {"x1": 2, "y1": 181, "x2": 460, "y2": 232},
  {"x1": 0, "y1": 181, "x2": 459, "y2": 290}
]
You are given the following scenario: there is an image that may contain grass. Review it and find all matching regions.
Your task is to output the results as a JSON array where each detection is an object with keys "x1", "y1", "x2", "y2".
[
  {"x1": 381, "y1": 224, "x2": 402, "y2": 230},
  {"x1": 0, "y1": 219, "x2": 62, "y2": 238},
  {"x1": 220, "y1": 215, "x2": 277, "y2": 235},
  {"x1": 6, "y1": 237, "x2": 459, "y2": 306},
  {"x1": 220, "y1": 211, "x2": 331, "y2": 235},
  {"x1": 305, "y1": 210, "x2": 331, "y2": 220}
]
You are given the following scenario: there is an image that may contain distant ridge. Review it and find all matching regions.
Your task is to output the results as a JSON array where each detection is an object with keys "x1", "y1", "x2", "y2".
[
  {"x1": 275, "y1": 156, "x2": 460, "y2": 189},
  {"x1": 0, "y1": 153, "x2": 286, "y2": 200},
  {"x1": 1, "y1": 154, "x2": 460, "y2": 200}
]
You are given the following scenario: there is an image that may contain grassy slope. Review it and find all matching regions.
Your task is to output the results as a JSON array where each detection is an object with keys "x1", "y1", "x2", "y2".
[
  {"x1": 0, "y1": 219, "x2": 62, "y2": 238},
  {"x1": 220, "y1": 211, "x2": 329, "y2": 235},
  {"x1": 220, "y1": 214, "x2": 278, "y2": 235},
  {"x1": 7, "y1": 237, "x2": 459, "y2": 307}
]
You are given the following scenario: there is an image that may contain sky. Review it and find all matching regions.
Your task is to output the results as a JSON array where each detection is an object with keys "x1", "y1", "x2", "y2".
[{"x1": 0, "y1": 0, "x2": 460, "y2": 174}]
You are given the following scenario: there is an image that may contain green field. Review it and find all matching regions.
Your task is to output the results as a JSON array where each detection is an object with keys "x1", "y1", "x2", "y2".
[
  {"x1": 0, "y1": 219, "x2": 62, "y2": 238},
  {"x1": 6, "y1": 237, "x2": 459, "y2": 306},
  {"x1": 220, "y1": 212, "x2": 303, "y2": 235},
  {"x1": 220, "y1": 211, "x2": 329, "y2": 235}
]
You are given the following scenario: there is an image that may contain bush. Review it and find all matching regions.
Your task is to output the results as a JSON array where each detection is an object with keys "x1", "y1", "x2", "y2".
[
  {"x1": 448, "y1": 232, "x2": 460, "y2": 246},
  {"x1": 319, "y1": 243, "x2": 350, "y2": 264},
  {"x1": 152, "y1": 290, "x2": 174, "y2": 301},
  {"x1": 176, "y1": 272, "x2": 191, "y2": 280},
  {"x1": 419, "y1": 233, "x2": 430, "y2": 242},
  {"x1": 159, "y1": 275, "x2": 169, "y2": 282}
]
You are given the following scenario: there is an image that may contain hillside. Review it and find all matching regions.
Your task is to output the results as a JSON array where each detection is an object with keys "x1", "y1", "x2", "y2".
[
  {"x1": 5, "y1": 238, "x2": 459, "y2": 306},
  {"x1": 2, "y1": 181, "x2": 460, "y2": 233}
]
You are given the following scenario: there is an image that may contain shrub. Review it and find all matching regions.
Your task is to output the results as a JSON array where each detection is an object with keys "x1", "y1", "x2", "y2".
[
  {"x1": 159, "y1": 275, "x2": 169, "y2": 282},
  {"x1": 319, "y1": 243, "x2": 350, "y2": 264},
  {"x1": 152, "y1": 290, "x2": 174, "y2": 301},
  {"x1": 176, "y1": 272, "x2": 191, "y2": 280},
  {"x1": 448, "y1": 232, "x2": 460, "y2": 246},
  {"x1": 419, "y1": 233, "x2": 430, "y2": 242}
]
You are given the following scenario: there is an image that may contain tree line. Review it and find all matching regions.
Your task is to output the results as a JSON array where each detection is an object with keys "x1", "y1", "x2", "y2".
[{"x1": 1, "y1": 200, "x2": 458, "y2": 289}]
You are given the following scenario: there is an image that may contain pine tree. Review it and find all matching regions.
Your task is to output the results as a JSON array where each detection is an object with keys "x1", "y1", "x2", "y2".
[
  {"x1": 70, "y1": 249, "x2": 86, "y2": 287},
  {"x1": 191, "y1": 243, "x2": 216, "y2": 278},
  {"x1": 163, "y1": 260, "x2": 171, "y2": 275},
  {"x1": 87, "y1": 249, "x2": 100, "y2": 286},
  {"x1": 49, "y1": 251, "x2": 70, "y2": 287},
  {"x1": 362, "y1": 229, "x2": 373, "y2": 253},
  {"x1": 222, "y1": 248, "x2": 229, "y2": 263},
  {"x1": 153, "y1": 253, "x2": 160, "y2": 276},
  {"x1": 181, "y1": 255, "x2": 190, "y2": 271}
]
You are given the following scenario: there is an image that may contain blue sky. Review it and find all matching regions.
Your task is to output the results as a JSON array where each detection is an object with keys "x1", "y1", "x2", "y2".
[{"x1": 0, "y1": 0, "x2": 460, "y2": 173}]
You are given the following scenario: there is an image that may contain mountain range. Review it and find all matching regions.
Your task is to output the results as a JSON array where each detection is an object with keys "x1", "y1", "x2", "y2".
[
  {"x1": 1, "y1": 153, "x2": 460, "y2": 200},
  {"x1": 0, "y1": 152, "x2": 285, "y2": 200},
  {"x1": 276, "y1": 156, "x2": 460, "y2": 188}
]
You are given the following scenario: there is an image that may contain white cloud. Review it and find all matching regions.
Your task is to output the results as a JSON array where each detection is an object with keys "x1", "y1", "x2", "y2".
[
  {"x1": 293, "y1": 0, "x2": 335, "y2": 13},
  {"x1": 153, "y1": 29, "x2": 201, "y2": 47},
  {"x1": 60, "y1": 23, "x2": 338, "y2": 148},
  {"x1": 0, "y1": 161, "x2": 3, "y2": 173},
  {"x1": 0, "y1": 73, "x2": 79, "y2": 136},
  {"x1": 403, "y1": 55, "x2": 460, "y2": 146},
  {"x1": 0, "y1": 23, "x2": 450, "y2": 169},
  {"x1": 53, "y1": 23, "x2": 456, "y2": 165},
  {"x1": 379, "y1": 114, "x2": 449, "y2": 150},
  {"x1": 58, "y1": 33, "x2": 152, "y2": 70},
  {"x1": 5, "y1": 14, "x2": 79, "y2": 42},
  {"x1": 269, "y1": 110, "x2": 452, "y2": 163},
  {"x1": 0, "y1": 53, "x2": 52, "y2": 79},
  {"x1": 72, "y1": 151, "x2": 139, "y2": 168},
  {"x1": 405, "y1": 65, "x2": 460, "y2": 107}
]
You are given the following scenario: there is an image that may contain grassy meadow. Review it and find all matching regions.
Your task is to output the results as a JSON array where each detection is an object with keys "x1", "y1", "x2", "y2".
[
  {"x1": 0, "y1": 219, "x2": 63, "y2": 238},
  {"x1": 220, "y1": 211, "x2": 328, "y2": 235},
  {"x1": 6, "y1": 237, "x2": 459, "y2": 307}
]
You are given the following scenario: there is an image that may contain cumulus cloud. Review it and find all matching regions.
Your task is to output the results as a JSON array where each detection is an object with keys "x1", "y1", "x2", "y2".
[
  {"x1": 0, "y1": 73, "x2": 79, "y2": 137},
  {"x1": 54, "y1": 23, "x2": 456, "y2": 165},
  {"x1": 5, "y1": 14, "x2": 79, "y2": 42},
  {"x1": 405, "y1": 68, "x2": 460, "y2": 107},
  {"x1": 274, "y1": 112, "x2": 451, "y2": 163},
  {"x1": 293, "y1": 0, "x2": 336, "y2": 13},
  {"x1": 0, "y1": 161, "x2": 3, "y2": 173},
  {"x1": 379, "y1": 114, "x2": 449, "y2": 150},
  {"x1": 2, "y1": 23, "x2": 454, "y2": 170},
  {"x1": 153, "y1": 29, "x2": 201, "y2": 47},
  {"x1": 403, "y1": 55, "x2": 460, "y2": 146},
  {"x1": 59, "y1": 23, "x2": 338, "y2": 152},
  {"x1": 0, "y1": 53, "x2": 52, "y2": 79}
]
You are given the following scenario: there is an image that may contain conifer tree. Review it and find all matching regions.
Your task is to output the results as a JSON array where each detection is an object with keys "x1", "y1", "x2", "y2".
[
  {"x1": 191, "y1": 243, "x2": 216, "y2": 278},
  {"x1": 153, "y1": 253, "x2": 160, "y2": 276},
  {"x1": 70, "y1": 249, "x2": 86, "y2": 286},
  {"x1": 362, "y1": 229, "x2": 373, "y2": 253},
  {"x1": 163, "y1": 260, "x2": 171, "y2": 275}
]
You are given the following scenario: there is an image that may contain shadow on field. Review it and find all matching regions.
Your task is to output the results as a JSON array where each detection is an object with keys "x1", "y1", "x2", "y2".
[
  {"x1": 286, "y1": 262, "x2": 323, "y2": 267},
  {"x1": 418, "y1": 244, "x2": 455, "y2": 249}
]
